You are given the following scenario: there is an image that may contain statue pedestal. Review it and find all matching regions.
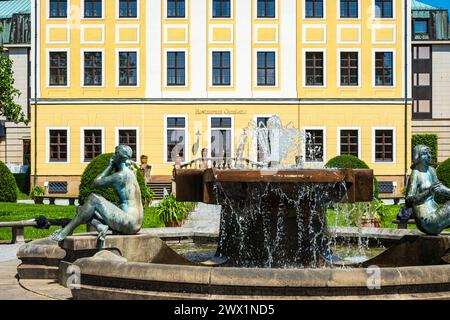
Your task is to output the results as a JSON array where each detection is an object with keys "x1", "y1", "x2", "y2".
[{"x1": 17, "y1": 232, "x2": 194, "y2": 282}]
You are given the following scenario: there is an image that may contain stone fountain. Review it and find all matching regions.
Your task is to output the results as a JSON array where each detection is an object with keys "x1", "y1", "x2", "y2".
[{"x1": 14, "y1": 118, "x2": 450, "y2": 300}]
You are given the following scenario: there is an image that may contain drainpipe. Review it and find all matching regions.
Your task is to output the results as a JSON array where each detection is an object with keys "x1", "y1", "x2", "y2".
[
  {"x1": 33, "y1": 0, "x2": 37, "y2": 186},
  {"x1": 404, "y1": 0, "x2": 409, "y2": 187}
]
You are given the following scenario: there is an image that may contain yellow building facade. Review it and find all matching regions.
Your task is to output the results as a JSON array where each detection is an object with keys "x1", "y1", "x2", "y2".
[{"x1": 31, "y1": 0, "x2": 412, "y2": 195}]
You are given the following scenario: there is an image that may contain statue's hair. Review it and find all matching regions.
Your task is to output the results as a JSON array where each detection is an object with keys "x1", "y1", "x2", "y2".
[{"x1": 411, "y1": 144, "x2": 430, "y2": 169}]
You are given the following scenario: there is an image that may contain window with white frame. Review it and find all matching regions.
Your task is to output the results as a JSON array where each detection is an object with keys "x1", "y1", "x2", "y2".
[
  {"x1": 119, "y1": 51, "x2": 138, "y2": 86},
  {"x1": 305, "y1": 51, "x2": 324, "y2": 86},
  {"x1": 83, "y1": 51, "x2": 103, "y2": 86},
  {"x1": 340, "y1": 51, "x2": 359, "y2": 86},
  {"x1": 210, "y1": 117, "x2": 232, "y2": 159},
  {"x1": 119, "y1": 0, "x2": 138, "y2": 18},
  {"x1": 257, "y1": 0, "x2": 275, "y2": 18},
  {"x1": 84, "y1": 0, "x2": 102, "y2": 18},
  {"x1": 305, "y1": 0, "x2": 323, "y2": 18},
  {"x1": 212, "y1": 51, "x2": 231, "y2": 86},
  {"x1": 375, "y1": 0, "x2": 393, "y2": 18},
  {"x1": 167, "y1": 51, "x2": 186, "y2": 86},
  {"x1": 167, "y1": 0, "x2": 185, "y2": 18},
  {"x1": 213, "y1": 0, "x2": 231, "y2": 18},
  {"x1": 339, "y1": 129, "x2": 359, "y2": 157},
  {"x1": 305, "y1": 129, "x2": 324, "y2": 162},
  {"x1": 118, "y1": 129, "x2": 138, "y2": 161},
  {"x1": 257, "y1": 51, "x2": 276, "y2": 86},
  {"x1": 375, "y1": 51, "x2": 394, "y2": 86},
  {"x1": 49, "y1": 51, "x2": 68, "y2": 86},
  {"x1": 374, "y1": 129, "x2": 394, "y2": 162},
  {"x1": 340, "y1": 0, "x2": 358, "y2": 18},
  {"x1": 49, "y1": 0, "x2": 68, "y2": 18},
  {"x1": 83, "y1": 129, "x2": 102, "y2": 162},
  {"x1": 49, "y1": 129, "x2": 68, "y2": 162},
  {"x1": 166, "y1": 117, "x2": 186, "y2": 163}
]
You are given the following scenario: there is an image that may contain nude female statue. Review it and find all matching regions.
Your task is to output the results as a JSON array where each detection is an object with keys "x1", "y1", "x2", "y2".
[
  {"x1": 51, "y1": 145, "x2": 144, "y2": 241},
  {"x1": 406, "y1": 144, "x2": 450, "y2": 235}
]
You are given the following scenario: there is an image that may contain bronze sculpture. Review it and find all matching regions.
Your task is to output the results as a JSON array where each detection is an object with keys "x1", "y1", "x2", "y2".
[
  {"x1": 51, "y1": 145, "x2": 144, "y2": 241},
  {"x1": 406, "y1": 144, "x2": 450, "y2": 235}
]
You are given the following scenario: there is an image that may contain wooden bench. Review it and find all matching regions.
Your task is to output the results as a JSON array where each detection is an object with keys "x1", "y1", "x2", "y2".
[
  {"x1": 379, "y1": 195, "x2": 404, "y2": 205},
  {"x1": 0, "y1": 220, "x2": 37, "y2": 244},
  {"x1": 34, "y1": 195, "x2": 78, "y2": 205},
  {"x1": 392, "y1": 219, "x2": 416, "y2": 229}
]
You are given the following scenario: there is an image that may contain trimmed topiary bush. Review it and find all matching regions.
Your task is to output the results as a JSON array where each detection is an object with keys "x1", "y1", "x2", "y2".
[
  {"x1": 78, "y1": 153, "x2": 149, "y2": 206},
  {"x1": 0, "y1": 160, "x2": 18, "y2": 202},
  {"x1": 436, "y1": 158, "x2": 450, "y2": 204},
  {"x1": 325, "y1": 154, "x2": 379, "y2": 198},
  {"x1": 412, "y1": 134, "x2": 438, "y2": 167}
]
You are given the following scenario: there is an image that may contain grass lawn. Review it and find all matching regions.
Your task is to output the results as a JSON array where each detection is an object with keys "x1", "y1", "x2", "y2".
[{"x1": 0, "y1": 202, "x2": 164, "y2": 241}]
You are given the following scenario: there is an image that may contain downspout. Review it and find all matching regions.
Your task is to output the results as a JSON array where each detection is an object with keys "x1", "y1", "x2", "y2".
[
  {"x1": 33, "y1": 0, "x2": 37, "y2": 186},
  {"x1": 404, "y1": 0, "x2": 409, "y2": 186}
]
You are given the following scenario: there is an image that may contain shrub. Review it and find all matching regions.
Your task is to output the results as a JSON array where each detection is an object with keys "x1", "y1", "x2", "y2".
[
  {"x1": 78, "y1": 153, "x2": 148, "y2": 206},
  {"x1": 156, "y1": 195, "x2": 195, "y2": 227},
  {"x1": 29, "y1": 185, "x2": 45, "y2": 200},
  {"x1": 0, "y1": 160, "x2": 18, "y2": 202},
  {"x1": 412, "y1": 134, "x2": 438, "y2": 167},
  {"x1": 325, "y1": 154, "x2": 379, "y2": 198},
  {"x1": 436, "y1": 158, "x2": 450, "y2": 204}
]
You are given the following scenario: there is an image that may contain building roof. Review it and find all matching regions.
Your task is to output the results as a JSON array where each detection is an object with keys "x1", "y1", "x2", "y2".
[
  {"x1": 412, "y1": 0, "x2": 445, "y2": 11},
  {"x1": 0, "y1": 0, "x2": 31, "y2": 19}
]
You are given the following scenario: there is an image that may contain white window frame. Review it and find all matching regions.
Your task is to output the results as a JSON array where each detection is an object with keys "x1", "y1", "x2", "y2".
[
  {"x1": 80, "y1": 24, "x2": 105, "y2": 44},
  {"x1": 115, "y1": 127, "x2": 140, "y2": 161},
  {"x1": 372, "y1": 127, "x2": 396, "y2": 164},
  {"x1": 372, "y1": 48, "x2": 396, "y2": 88},
  {"x1": 80, "y1": 48, "x2": 105, "y2": 88},
  {"x1": 337, "y1": 48, "x2": 361, "y2": 88},
  {"x1": 208, "y1": 115, "x2": 235, "y2": 159},
  {"x1": 254, "y1": 49, "x2": 279, "y2": 88},
  {"x1": 210, "y1": 0, "x2": 233, "y2": 20},
  {"x1": 372, "y1": 0, "x2": 396, "y2": 20},
  {"x1": 80, "y1": 127, "x2": 105, "y2": 164},
  {"x1": 81, "y1": 0, "x2": 105, "y2": 20},
  {"x1": 116, "y1": 48, "x2": 140, "y2": 88},
  {"x1": 164, "y1": 0, "x2": 189, "y2": 20},
  {"x1": 164, "y1": 48, "x2": 188, "y2": 88},
  {"x1": 46, "y1": 127, "x2": 71, "y2": 164},
  {"x1": 302, "y1": 48, "x2": 327, "y2": 88},
  {"x1": 252, "y1": 114, "x2": 277, "y2": 162},
  {"x1": 163, "y1": 115, "x2": 189, "y2": 164},
  {"x1": 47, "y1": 0, "x2": 70, "y2": 20},
  {"x1": 46, "y1": 48, "x2": 70, "y2": 88},
  {"x1": 302, "y1": 0, "x2": 327, "y2": 20},
  {"x1": 254, "y1": 0, "x2": 278, "y2": 20},
  {"x1": 337, "y1": 0, "x2": 361, "y2": 20},
  {"x1": 337, "y1": 127, "x2": 361, "y2": 159},
  {"x1": 116, "y1": 0, "x2": 140, "y2": 19},
  {"x1": 209, "y1": 48, "x2": 233, "y2": 88},
  {"x1": 302, "y1": 127, "x2": 327, "y2": 164}
]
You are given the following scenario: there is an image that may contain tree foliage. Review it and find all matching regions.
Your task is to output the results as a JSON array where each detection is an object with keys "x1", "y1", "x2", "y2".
[{"x1": 0, "y1": 49, "x2": 28, "y2": 124}]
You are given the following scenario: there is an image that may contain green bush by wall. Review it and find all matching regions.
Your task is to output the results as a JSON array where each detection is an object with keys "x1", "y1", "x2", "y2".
[
  {"x1": 436, "y1": 158, "x2": 450, "y2": 204},
  {"x1": 412, "y1": 134, "x2": 438, "y2": 166},
  {"x1": 78, "y1": 153, "x2": 149, "y2": 206},
  {"x1": 0, "y1": 160, "x2": 18, "y2": 202},
  {"x1": 325, "y1": 154, "x2": 379, "y2": 198}
]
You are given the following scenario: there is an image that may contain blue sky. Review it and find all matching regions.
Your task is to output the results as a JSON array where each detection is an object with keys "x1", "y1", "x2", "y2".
[{"x1": 419, "y1": 0, "x2": 450, "y2": 11}]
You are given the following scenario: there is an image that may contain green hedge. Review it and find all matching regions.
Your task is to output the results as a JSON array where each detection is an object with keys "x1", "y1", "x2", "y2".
[
  {"x1": 412, "y1": 134, "x2": 438, "y2": 167},
  {"x1": 436, "y1": 158, "x2": 450, "y2": 204},
  {"x1": 0, "y1": 160, "x2": 18, "y2": 202},
  {"x1": 78, "y1": 153, "x2": 148, "y2": 206},
  {"x1": 14, "y1": 166, "x2": 30, "y2": 194},
  {"x1": 325, "y1": 154, "x2": 379, "y2": 198}
]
